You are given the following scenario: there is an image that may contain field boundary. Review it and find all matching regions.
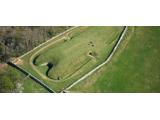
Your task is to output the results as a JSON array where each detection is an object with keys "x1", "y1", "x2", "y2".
[
  {"x1": 7, "y1": 62, "x2": 55, "y2": 93},
  {"x1": 62, "y1": 26, "x2": 128, "y2": 92}
]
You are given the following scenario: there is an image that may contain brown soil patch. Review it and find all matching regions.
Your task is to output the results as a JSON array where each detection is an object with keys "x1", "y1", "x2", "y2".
[
  {"x1": 0, "y1": 63, "x2": 7, "y2": 71},
  {"x1": 13, "y1": 58, "x2": 23, "y2": 65}
]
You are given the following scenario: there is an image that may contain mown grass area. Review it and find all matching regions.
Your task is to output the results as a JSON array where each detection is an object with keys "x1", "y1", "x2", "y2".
[
  {"x1": 22, "y1": 78, "x2": 48, "y2": 93},
  {"x1": 70, "y1": 26, "x2": 160, "y2": 92},
  {"x1": 19, "y1": 26, "x2": 123, "y2": 92}
]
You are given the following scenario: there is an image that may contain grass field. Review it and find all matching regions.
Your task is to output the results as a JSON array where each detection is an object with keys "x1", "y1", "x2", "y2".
[
  {"x1": 17, "y1": 26, "x2": 124, "y2": 92},
  {"x1": 70, "y1": 27, "x2": 160, "y2": 92}
]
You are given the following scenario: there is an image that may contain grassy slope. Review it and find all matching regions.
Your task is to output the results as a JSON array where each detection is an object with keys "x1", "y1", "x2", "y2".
[
  {"x1": 70, "y1": 26, "x2": 160, "y2": 92},
  {"x1": 19, "y1": 26, "x2": 123, "y2": 92}
]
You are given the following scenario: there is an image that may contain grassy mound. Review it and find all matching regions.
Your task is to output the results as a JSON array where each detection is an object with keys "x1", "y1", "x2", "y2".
[
  {"x1": 19, "y1": 26, "x2": 123, "y2": 92},
  {"x1": 33, "y1": 26, "x2": 123, "y2": 80}
]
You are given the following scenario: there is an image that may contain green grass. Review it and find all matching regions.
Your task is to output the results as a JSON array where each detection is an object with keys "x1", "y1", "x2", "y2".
[
  {"x1": 70, "y1": 26, "x2": 160, "y2": 92},
  {"x1": 35, "y1": 26, "x2": 122, "y2": 79},
  {"x1": 22, "y1": 78, "x2": 48, "y2": 93},
  {"x1": 19, "y1": 26, "x2": 124, "y2": 92}
]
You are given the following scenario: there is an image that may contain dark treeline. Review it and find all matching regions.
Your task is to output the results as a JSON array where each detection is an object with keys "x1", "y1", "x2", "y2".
[{"x1": 0, "y1": 26, "x2": 71, "y2": 62}]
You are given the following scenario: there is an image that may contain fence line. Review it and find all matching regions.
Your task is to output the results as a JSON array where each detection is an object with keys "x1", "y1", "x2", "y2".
[{"x1": 7, "y1": 62, "x2": 55, "y2": 93}]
